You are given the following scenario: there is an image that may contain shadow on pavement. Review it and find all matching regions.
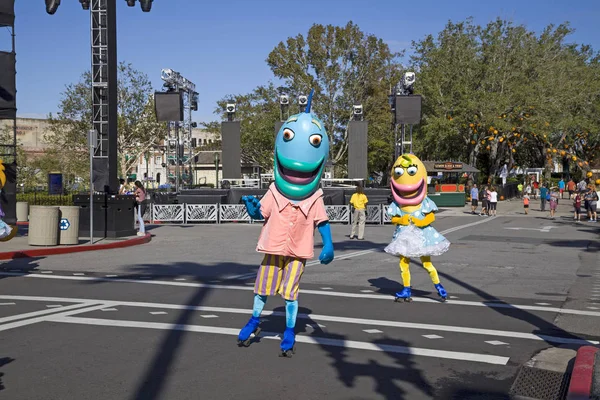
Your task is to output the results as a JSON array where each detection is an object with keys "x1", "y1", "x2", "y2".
[
  {"x1": 0, "y1": 357, "x2": 15, "y2": 391},
  {"x1": 266, "y1": 306, "x2": 435, "y2": 399}
]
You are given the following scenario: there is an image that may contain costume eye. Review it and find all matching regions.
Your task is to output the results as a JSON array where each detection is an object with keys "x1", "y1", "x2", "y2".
[
  {"x1": 282, "y1": 129, "x2": 295, "y2": 141},
  {"x1": 394, "y1": 167, "x2": 404, "y2": 176},
  {"x1": 407, "y1": 166, "x2": 418, "y2": 176},
  {"x1": 309, "y1": 134, "x2": 322, "y2": 146}
]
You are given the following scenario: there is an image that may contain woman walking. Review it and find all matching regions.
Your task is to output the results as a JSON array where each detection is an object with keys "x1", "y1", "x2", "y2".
[
  {"x1": 549, "y1": 187, "x2": 559, "y2": 219},
  {"x1": 134, "y1": 180, "x2": 147, "y2": 236},
  {"x1": 349, "y1": 184, "x2": 368, "y2": 240},
  {"x1": 488, "y1": 186, "x2": 498, "y2": 216}
]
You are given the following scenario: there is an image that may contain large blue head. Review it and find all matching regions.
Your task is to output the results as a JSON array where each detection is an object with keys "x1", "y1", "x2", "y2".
[{"x1": 274, "y1": 90, "x2": 329, "y2": 200}]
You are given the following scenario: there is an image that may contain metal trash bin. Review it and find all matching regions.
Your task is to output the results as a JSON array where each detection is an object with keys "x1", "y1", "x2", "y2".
[
  {"x1": 16, "y1": 202, "x2": 29, "y2": 222},
  {"x1": 28, "y1": 206, "x2": 60, "y2": 246},
  {"x1": 58, "y1": 206, "x2": 81, "y2": 245}
]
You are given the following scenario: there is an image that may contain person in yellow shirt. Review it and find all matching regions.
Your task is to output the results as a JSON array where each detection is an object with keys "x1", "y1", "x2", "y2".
[{"x1": 349, "y1": 184, "x2": 368, "y2": 240}]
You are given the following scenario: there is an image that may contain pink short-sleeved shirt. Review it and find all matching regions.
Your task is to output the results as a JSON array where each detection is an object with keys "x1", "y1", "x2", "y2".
[{"x1": 256, "y1": 183, "x2": 329, "y2": 260}]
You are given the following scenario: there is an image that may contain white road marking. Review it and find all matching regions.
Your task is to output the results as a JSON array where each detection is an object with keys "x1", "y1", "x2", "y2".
[
  {"x1": 535, "y1": 303, "x2": 551, "y2": 306},
  {"x1": 320, "y1": 287, "x2": 333, "y2": 290},
  {"x1": 200, "y1": 314, "x2": 218, "y2": 318},
  {"x1": 149, "y1": 311, "x2": 167, "y2": 315},
  {"x1": 423, "y1": 334, "x2": 444, "y2": 339},
  {"x1": 51, "y1": 316, "x2": 510, "y2": 365},
  {"x1": 100, "y1": 308, "x2": 118, "y2": 311},
  {"x1": 73, "y1": 273, "x2": 84, "y2": 276},
  {"x1": 450, "y1": 296, "x2": 459, "y2": 299},
  {"x1": 363, "y1": 329, "x2": 383, "y2": 334},
  {"x1": 485, "y1": 340, "x2": 509, "y2": 346},
  {"x1": 586, "y1": 307, "x2": 599, "y2": 310},
  {"x1": 41, "y1": 271, "x2": 53, "y2": 274},
  {"x1": 504, "y1": 226, "x2": 554, "y2": 233},
  {"x1": 106, "y1": 275, "x2": 118, "y2": 277},
  {"x1": 360, "y1": 290, "x2": 374, "y2": 293},
  {"x1": 2, "y1": 295, "x2": 596, "y2": 345},
  {"x1": 2, "y1": 276, "x2": 600, "y2": 317},
  {"x1": 0, "y1": 302, "x2": 15, "y2": 306},
  {"x1": 225, "y1": 273, "x2": 257, "y2": 280},
  {"x1": 0, "y1": 302, "x2": 106, "y2": 330},
  {"x1": 0, "y1": 304, "x2": 106, "y2": 332},
  {"x1": 307, "y1": 250, "x2": 374, "y2": 266},
  {"x1": 175, "y1": 278, "x2": 187, "y2": 281},
  {"x1": 46, "y1": 305, "x2": 62, "y2": 308}
]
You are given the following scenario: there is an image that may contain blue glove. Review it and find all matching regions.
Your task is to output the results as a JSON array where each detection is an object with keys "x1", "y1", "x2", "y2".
[
  {"x1": 317, "y1": 221, "x2": 334, "y2": 264},
  {"x1": 242, "y1": 195, "x2": 263, "y2": 220}
]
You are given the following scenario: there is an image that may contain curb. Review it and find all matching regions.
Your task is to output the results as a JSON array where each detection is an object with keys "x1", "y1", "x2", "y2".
[
  {"x1": 0, "y1": 233, "x2": 152, "y2": 260},
  {"x1": 567, "y1": 346, "x2": 599, "y2": 400}
]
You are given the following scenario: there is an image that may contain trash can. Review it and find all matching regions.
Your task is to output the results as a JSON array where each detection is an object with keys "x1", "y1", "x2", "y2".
[
  {"x1": 16, "y1": 202, "x2": 29, "y2": 222},
  {"x1": 58, "y1": 206, "x2": 80, "y2": 245},
  {"x1": 28, "y1": 206, "x2": 60, "y2": 246}
]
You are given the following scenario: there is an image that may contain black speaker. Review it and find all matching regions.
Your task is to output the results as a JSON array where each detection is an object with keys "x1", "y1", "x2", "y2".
[
  {"x1": 221, "y1": 121, "x2": 241, "y2": 179},
  {"x1": 0, "y1": 51, "x2": 16, "y2": 119},
  {"x1": 275, "y1": 121, "x2": 284, "y2": 137},
  {"x1": 154, "y1": 91, "x2": 183, "y2": 121},
  {"x1": 0, "y1": 0, "x2": 15, "y2": 27},
  {"x1": 348, "y1": 121, "x2": 368, "y2": 179},
  {"x1": 394, "y1": 95, "x2": 422, "y2": 125}
]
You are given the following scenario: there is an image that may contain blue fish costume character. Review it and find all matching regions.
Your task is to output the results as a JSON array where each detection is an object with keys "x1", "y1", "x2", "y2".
[
  {"x1": 384, "y1": 154, "x2": 450, "y2": 302},
  {"x1": 237, "y1": 90, "x2": 334, "y2": 357}
]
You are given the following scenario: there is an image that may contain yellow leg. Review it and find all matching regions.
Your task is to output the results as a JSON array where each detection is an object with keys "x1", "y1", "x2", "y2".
[
  {"x1": 399, "y1": 256, "x2": 411, "y2": 287},
  {"x1": 420, "y1": 256, "x2": 440, "y2": 284}
]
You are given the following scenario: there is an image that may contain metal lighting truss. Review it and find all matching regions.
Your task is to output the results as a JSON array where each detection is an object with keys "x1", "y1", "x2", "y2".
[{"x1": 160, "y1": 68, "x2": 196, "y2": 190}]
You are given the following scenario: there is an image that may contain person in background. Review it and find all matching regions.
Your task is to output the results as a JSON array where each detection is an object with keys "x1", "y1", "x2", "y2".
[
  {"x1": 532, "y1": 181, "x2": 539, "y2": 200},
  {"x1": 523, "y1": 193, "x2": 530, "y2": 215},
  {"x1": 118, "y1": 178, "x2": 126, "y2": 195},
  {"x1": 567, "y1": 178, "x2": 576, "y2": 199},
  {"x1": 479, "y1": 186, "x2": 489, "y2": 216},
  {"x1": 586, "y1": 184, "x2": 598, "y2": 222},
  {"x1": 134, "y1": 180, "x2": 146, "y2": 236},
  {"x1": 488, "y1": 186, "x2": 498, "y2": 216},
  {"x1": 558, "y1": 178, "x2": 565, "y2": 199},
  {"x1": 517, "y1": 182, "x2": 523, "y2": 199},
  {"x1": 470, "y1": 184, "x2": 479, "y2": 214},
  {"x1": 573, "y1": 191, "x2": 582, "y2": 222},
  {"x1": 548, "y1": 187, "x2": 559, "y2": 219},
  {"x1": 540, "y1": 184, "x2": 548, "y2": 212},
  {"x1": 349, "y1": 184, "x2": 368, "y2": 240}
]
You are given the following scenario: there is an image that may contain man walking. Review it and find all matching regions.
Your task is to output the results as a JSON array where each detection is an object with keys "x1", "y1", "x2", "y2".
[
  {"x1": 540, "y1": 184, "x2": 548, "y2": 212},
  {"x1": 470, "y1": 184, "x2": 479, "y2": 214}
]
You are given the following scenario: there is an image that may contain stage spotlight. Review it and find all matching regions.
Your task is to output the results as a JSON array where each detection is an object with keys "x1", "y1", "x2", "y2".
[
  {"x1": 139, "y1": 0, "x2": 152, "y2": 11},
  {"x1": 400, "y1": 71, "x2": 415, "y2": 95},
  {"x1": 226, "y1": 102, "x2": 236, "y2": 114},
  {"x1": 279, "y1": 94, "x2": 289, "y2": 105},
  {"x1": 79, "y1": 0, "x2": 90, "y2": 10},
  {"x1": 126, "y1": 0, "x2": 135, "y2": 6},
  {"x1": 298, "y1": 95, "x2": 308, "y2": 107},
  {"x1": 353, "y1": 104, "x2": 363, "y2": 116},
  {"x1": 45, "y1": 0, "x2": 61, "y2": 15}
]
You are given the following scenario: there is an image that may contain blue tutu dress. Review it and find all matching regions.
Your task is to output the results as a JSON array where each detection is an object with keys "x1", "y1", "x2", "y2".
[
  {"x1": 384, "y1": 197, "x2": 450, "y2": 258},
  {"x1": 0, "y1": 205, "x2": 11, "y2": 239}
]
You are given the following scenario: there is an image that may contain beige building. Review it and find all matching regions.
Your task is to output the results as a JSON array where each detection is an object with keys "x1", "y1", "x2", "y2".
[{"x1": 0, "y1": 117, "x2": 51, "y2": 158}]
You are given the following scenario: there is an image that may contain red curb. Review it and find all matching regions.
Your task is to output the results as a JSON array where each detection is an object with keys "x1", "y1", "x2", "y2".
[
  {"x1": 567, "y1": 345, "x2": 599, "y2": 400},
  {"x1": 0, "y1": 233, "x2": 152, "y2": 260}
]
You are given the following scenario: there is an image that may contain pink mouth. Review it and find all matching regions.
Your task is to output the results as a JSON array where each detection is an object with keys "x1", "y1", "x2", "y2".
[{"x1": 391, "y1": 178, "x2": 426, "y2": 206}]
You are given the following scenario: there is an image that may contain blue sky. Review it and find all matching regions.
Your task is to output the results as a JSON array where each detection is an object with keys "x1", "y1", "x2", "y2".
[{"x1": 1, "y1": 0, "x2": 599, "y2": 124}]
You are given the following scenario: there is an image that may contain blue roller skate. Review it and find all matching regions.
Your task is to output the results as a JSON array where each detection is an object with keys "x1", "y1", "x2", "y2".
[
  {"x1": 394, "y1": 286, "x2": 412, "y2": 302},
  {"x1": 279, "y1": 327, "x2": 296, "y2": 358},
  {"x1": 435, "y1": 283, "x2": 447, "y2": 302},
  {"x1": 237, "y1": 316, "x2": 261, "y2": 347}
]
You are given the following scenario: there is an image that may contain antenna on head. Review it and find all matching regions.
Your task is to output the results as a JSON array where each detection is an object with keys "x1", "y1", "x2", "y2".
[{"x1": 305, "y1": 89, "x2": 314, "y2": 113}]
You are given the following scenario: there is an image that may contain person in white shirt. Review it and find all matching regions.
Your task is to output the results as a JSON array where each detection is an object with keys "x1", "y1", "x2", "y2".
[{"x1": 488, "y1": 187, "x2": 498, "y2": 216}]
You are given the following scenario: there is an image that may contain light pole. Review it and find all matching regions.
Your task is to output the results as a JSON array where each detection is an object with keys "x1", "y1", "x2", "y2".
[{"x1": 214, "y1": 152, "x2": 220, "y2": 189}]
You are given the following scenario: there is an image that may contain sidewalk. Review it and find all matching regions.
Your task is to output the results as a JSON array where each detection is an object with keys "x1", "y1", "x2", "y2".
[
  {"x1": 439, "y1": 196, "x2": 589, "y2": 220},
  {"x1": 0, "y1": 226, "x2": 151, "y2": 260}
]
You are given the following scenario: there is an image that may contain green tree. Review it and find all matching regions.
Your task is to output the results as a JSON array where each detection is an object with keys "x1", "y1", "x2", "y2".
[
  {"x1": 265, "y1": 21, "x2": 403, "y2": 176},
  {"x1": 46, "y1": 62, "x2": 166, "y2": 182}
]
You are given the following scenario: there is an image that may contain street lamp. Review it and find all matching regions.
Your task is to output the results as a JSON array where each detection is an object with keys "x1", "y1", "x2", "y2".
[{"x1": 214, "y1": 152, "x2": 220, "y2": 189}]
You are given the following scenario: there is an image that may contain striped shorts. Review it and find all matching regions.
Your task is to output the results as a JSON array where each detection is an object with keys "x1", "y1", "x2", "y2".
[{"x1": 254, "y1": 254, "x2": 306, "y2": 301}]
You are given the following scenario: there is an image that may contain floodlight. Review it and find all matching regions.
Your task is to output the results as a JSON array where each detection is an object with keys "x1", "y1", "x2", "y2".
[
  {"x1": 45, "y1": 0, "x2": 61, "y2": 14},
  {"x1": 298, "y1": 95, "x2": 308, "y2": 106},
  {"x1": 226, "y1": 103, "x2": 236, "y2": 114},
  {"x1": 139, "y1": 0, "x2": 152, "y2": 12},
  {"x1": 161, "y1": 69, "x2": 174, "y2": 81},
  {"x1": 79, "y1": 0, "x2": 90, "y2": 10},
  {"x1": 279, "y1": 94, "x2": 289, "y2": 105},
  {"x1": 353, "y1": 104, "x2": 363, "y2": 116}
]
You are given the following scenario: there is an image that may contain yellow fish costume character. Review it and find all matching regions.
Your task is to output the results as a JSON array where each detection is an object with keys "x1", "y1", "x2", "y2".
[
  {"x1": 385, "y1": 154, "x2": 450, "y2": 302},
  {"x1": 0, "y1": 161, "x2": 17, "y2": 242}
]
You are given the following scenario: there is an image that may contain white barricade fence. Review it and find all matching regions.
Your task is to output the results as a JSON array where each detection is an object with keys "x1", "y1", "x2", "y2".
[
  {"x1": 152, "y1": 204, "x2": 185, "y2": 223},
  {"x1": 325, "y1": 205, "x2": 350, "y2": 223},
  {"x1": 142, "y1": 204, "x2": 153, "y2": 222},
  {"x1": 219, "y1": 204, "x2": 251, "y2": 222},
  {"x1": 381, "y1": 204, "x2": 393, "y2": 224},
  {"x1": 186, "y1": 204, "x2": 219, "y2": 222}
]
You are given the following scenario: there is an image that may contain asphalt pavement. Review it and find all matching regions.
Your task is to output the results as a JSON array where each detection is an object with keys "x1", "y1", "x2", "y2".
[{"x1": 0, "y1": 206, "x2": 599, "y2": 399}]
